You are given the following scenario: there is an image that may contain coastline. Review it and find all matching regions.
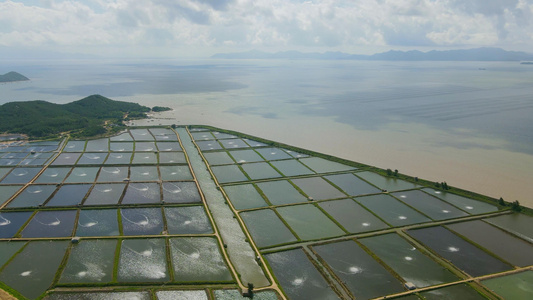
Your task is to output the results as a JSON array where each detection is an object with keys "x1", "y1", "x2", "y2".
[{"x1": 134, "y1": 109, "x2": 533, "y2": 209}]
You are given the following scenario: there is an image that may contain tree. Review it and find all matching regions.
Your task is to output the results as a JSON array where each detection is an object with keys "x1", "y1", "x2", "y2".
[
  {"x1": 511, "y1": 200, "x2": 522, "y2": 212},
  {"x1": 386, "y1": 169, "x2": 392, "y2": 176},
  {"x1": 498, "y1": 197, "x2": 505, "y2": 206},
  {"x1": 394, "y1": 169, "x2": 398, "y2": 177}
]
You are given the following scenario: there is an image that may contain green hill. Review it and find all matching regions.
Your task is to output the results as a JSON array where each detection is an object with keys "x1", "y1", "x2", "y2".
[
  {"x1": 0, "y1": 95, "x2": 150, "y2": 138},
  {"x1": 0, "y1": 71, "x2": 29, "y2": 82}
]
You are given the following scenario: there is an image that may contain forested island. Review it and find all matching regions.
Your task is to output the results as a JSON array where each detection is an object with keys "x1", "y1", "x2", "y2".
[
  {"x1": 0, "y1": 71, "x2": 29, "y2": 83},
  {"x1": 0, "y1": 95, "x2": 170, "y2": 139}
]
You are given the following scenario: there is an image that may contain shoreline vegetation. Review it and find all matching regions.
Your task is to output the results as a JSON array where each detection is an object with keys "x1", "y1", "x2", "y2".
[
  {"x1": 0, "y1": 71, "x2": 29, "y2": 83},
  {"x1": 0, "y1": 94, "x2": 171, "y2": 140}
]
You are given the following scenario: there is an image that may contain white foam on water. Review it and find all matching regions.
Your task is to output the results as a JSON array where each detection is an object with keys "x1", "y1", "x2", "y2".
[
  {"x1": 435, "y1": 191, "x2": 441, "y2": 194},
  {"x1": 465, "y1": 206, "x2": 474, "y2": 210},
  {"x1": 170, "y1": 172, "x2": 177, "y2": 175},
  {"x1": 442, "y1": 210, "x2": 450, "y2": 213},
  {"x1": 448, "y1": 246, "x2": 460, "y2": 252},
  {"x1": 238, "y1": 160, "x2": 246, "y2": 163},
  {"x1": 122, "y1": 213, "x2": 150, "y2": 226},
  {"x1": 398, "y1": 216, "x2": 407, "y2": 220},
  {"x1": 0, "y1": 215, "x2": 11, "y2": 226},
  {"x1": 80, "y1": 221, "x2": 98, "y2": 227},
  {"x1": 77, "y1": 271, "x2": 88, "y2": 277},
  {"x1": 348, "y1": 266, "x2": 362, "y2": 274},
  {"x1": 183, "y1": 220, "x2": 192, "y2": 225},
  {"x1": 400, "y1": 195, "x2": 407, "y2": 198},
  {"x1": 28, "y1": 188, "x2": 43, "y2": 194},
  {"x1": 20, "y1": 271, "x2": 32, "y2": 277},
  {"x1": 362, "y1": 222, "x2": 370, "y2": 227},
  {"x1": 404, "y1": 256, "x2": 413, "y2": 261},
  {"x1": 78, "y1": 173, "x2": 87, "y2": 177},
  {"x1": 141, "y1": 172, "x2": 150, "y2": 175},
  {"x1": 291, "y1": 278, "x2": 305, "y2": 286},
  {"x1": 14, "y1": 170, "x2": 28, "y2": 176}
]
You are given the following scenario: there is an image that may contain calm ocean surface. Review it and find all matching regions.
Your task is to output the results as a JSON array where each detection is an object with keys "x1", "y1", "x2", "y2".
[{"x1": 1, "y1": 59, "x2": 533, "y2": 206}]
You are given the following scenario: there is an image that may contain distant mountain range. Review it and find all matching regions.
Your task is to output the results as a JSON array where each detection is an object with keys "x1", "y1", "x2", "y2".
[
  {"x1": 0, "y1": 71, "x2": 29, "y2": 83},
  {"x1": 212, "y1": 47, "x2": 533, "y2": 61}
]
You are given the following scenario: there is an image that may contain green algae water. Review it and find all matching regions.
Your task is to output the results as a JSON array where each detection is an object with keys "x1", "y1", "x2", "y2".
[
  {"x1": 360, "y1": 233, "x2": 458, "y2": 288},
  {"x1": 313, "y1": 240, "x2": 404, "y2": 299},
  {"x1": 0, "y1": 240, "x2": 69, "y2": 299},
  {"x1": 240, "y1": 209, "x2": 297, "y2": 248},
  {"x1": 265, "y1": 248, "x2": 339, "y2": 300}
]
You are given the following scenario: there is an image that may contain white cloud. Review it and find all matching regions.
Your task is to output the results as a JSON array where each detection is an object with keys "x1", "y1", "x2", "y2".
[{"x1": 0, "y1": 0, "x2": 532, "y2": 56}]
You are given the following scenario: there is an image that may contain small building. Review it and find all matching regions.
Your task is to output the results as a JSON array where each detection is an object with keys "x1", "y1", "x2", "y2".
[{"x1": 404, "y1": 282, "x2": 416, "y2": 290}]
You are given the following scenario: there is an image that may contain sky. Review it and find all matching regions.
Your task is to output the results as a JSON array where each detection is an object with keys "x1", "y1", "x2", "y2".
[{"x1": 1, "y1": 0, "x2": 532, "y2": 58}]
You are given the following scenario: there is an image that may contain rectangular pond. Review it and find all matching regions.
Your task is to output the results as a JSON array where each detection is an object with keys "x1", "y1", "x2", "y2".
[
  {"x1": 164, "y1": 206, "x2": 213, "y2": 234},
  {"x1": 7, "y1": 184, "x2": 57, "y2": 208},
  {"x1": 60, "y1": 239, "x2": 116, "y2": 284},
  {"x1": 83, "y1": 183, "x2": 125, "y2": 206},
  {"x1": 196, "y1": 140, "x2": 222, "y2": 151},
  {"x1": 0, "y1": 211, "x2": 33, "y2": 238},
  {"x1": 118, "y1": 238, "x2": 169, "y2": 282},
  {"x1": 0, "y1": 241, "x2": 26, "y2": 268},
  {"x1": 481, "y1": 270, "x2": 533, "y2": 299},
  {"x1": 159, "y1": 165, "x2": 193, "y2": 181},
  {"x1": 355, "y1": 171, "x2": 419, "y2": 192},
  {"x1": 447, "y1": 220, "x2": 533, "y2": 267},
  {"x1": 276, "y1": 204, "x2": 345, "y2": 240},
  {"x1": 254, "y1": 147, "x2": 292, "y2": 161},
  {"x1": 159, "y1": 152, "x2": 186, "y2": 164},
  {"x1": 110, "y1": 142, "x2": 134, "y2": 152},
  {"x1": 64, "y1": 140, "x2": 86, "y2": 152},
  {"x1": 0, "y1": 167, "x2": 41, "y2": 184},
  {"x1": 121, "y1": 207, "x2": 164, "y2": 235},
  {"x1": 265, "y1": 248, "x2": 340, "y2": 300},
  {"x1": 169, "y1": 237, "x2": 233, "y2": 282},
  {"x1": 242, "y1": 138, "x2": 268, "y2": 147},
  {"x1": 223, "y1": 184, "x2": 269, "y2": 210},
  {"x1": 299, "y1": 157, "x2": 356, "y2": 173},
  {"x1": 484, "y1": 213, "x2": 533, "y2": 243},
  {"x1": 241, "y1": 162, "x2": 282, "y2": 180},
  {"x1": 359, "y1": 233, "x2": 459, "y2": 288},
  {"x1": 52, "y1": 153, "x2": 81, "y2": 166},
  {"x1": 130, "y1": 166, "x2": 160, "y2": 181},
  {"x1": 104, "y1": 152, "x2": 132, "y2": 165},
  {"x1": 76, "y1": 209, "x2": 119, "y2": 236},
  {"x1": 64, "y1": 167, "x2": 99, "y2": 183},
  {"x1": 97, "y1": 166, "x2": 129, "y2": 182},
  {"x1": 423, "y1": 188, "x2": 498, "y2": 215},
  {"x1": 256, "y1": 180, "x2": 308, "y2": 206},
  {"x1": 229, "y1": 149, "x2": 265, "y2": 163},
  {"x1": 85, "y1": 138, "x2": 109, "y2": 152},
  {"x1": 110, "y1": 132, "x2": 133, "y2": 141},
  {"x1": 313, "y1": 240, "x2": 404, "y2": 299},
  {"x1": 270, "y1": 159, "x2": 314, "y2": 177},
  {"x1": 46, "y1": 184, "x2": 92, "y2": 206},
  {"x1": 156, "y1": 142, "x2": 182, "y2": 152},
  {"x1": 0, "y1": 185, "x2": 21, "y2": 206},
  {"x1": 211, "y1": 165, "x2": 248, "y2": 184},
  {"x1": 0, "y1": 240, "x2": 69, "y2": 300},
  {"x1": 291, "y1": 177, "x2": 346, "y2": 200},
  {"x1": 324, "y1": 173, "x2": 381, "y2": 196},
  {"x1": 130, "y1": 129, "x2": 154, "y2": 141},
  {"x1": 135, "y1": 142, "x2": 157, "y2": 152},
  {"x1": 318, "y1": 199, "x2": 389, "y2": 233},
  {"x1": 420, "y1": 284, "x2": 487, "y2": 300},
  {"x1": 77, "y1": 153, "x2": 107, "y2": 165},
  {"x1": 240, "y1": 209, "x2": 297, "y2": 248},
  {"x1": 191, "y1": 131, "x2": 215, "y2": 141},
  {"x1": 392, "y1": 190, "x2": 468, "y2": 220},
  {"x1": 162, "y1": 182, "x2": 201, "y2": 203},
  {"x1": 20, "y1": 210, "x2": 77, "y2": 238},
  {"x1": 150, "y1": 128, "x2": 178, "y2": 141},
  {"x1": 356, "y1": 194, "x2": 431, "y2": 226},
  {"x1": 220, "y1": 139, "x2": 250, "y2": 149},
  {"x1": 122, "y1": 182, "x2": 161, "y2": 204},
  {"x1": 407, "y1": 226, "x2": 512, "y2": 277},
  {"x1": 34, "y1": 167, "x2": 70, "y2": 184},
  {"x1": 204, "y1": 151, "x2": 234, "y2": 166}
]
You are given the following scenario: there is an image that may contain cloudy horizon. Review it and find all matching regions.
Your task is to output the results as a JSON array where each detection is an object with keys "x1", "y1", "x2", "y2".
[{"x1": 1, "y1": 0, "x2": 532, "y2": 59}]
